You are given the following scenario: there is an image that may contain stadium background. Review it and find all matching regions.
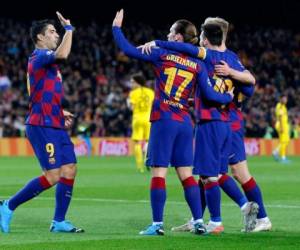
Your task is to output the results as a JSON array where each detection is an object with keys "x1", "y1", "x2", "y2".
[
  {"x1": 0, "y1": 1, "x2": 300, "y2": 249},
  {"x1": 1, "y1": 0, "x2": 300, "y2": 156}
]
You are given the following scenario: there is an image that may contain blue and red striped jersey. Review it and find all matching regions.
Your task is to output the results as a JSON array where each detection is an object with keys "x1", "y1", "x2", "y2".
[
  {"x1": 26, "y1": 49, "x2": 65, "y2": 128},
  {"x1": 113, "y1": 27, "x2": 232, "y2": 124},
  {"x1": 155, "y1": 41, "x2": 255, "y2": 123},
  {"x1": 204, "y1": 49, "x2": 254, "y2": 128}
]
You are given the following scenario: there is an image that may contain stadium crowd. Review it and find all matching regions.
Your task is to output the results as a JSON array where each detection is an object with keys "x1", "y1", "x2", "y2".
[{"x1": 0, "y1": 19, "x2": 299, "y2": 138}]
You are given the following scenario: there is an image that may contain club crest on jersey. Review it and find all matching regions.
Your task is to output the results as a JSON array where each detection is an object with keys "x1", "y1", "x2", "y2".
[
  {"x1": 49, "y1": 157, "x2": 56, "y2": 165},
  {"x1": 46, "y1": 50, "x2": 54, "y2": 55}
]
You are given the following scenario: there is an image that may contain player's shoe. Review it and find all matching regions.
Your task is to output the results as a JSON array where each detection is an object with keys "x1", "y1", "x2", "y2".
[
  {"x1": 280, "y1": 158, "x2": 291, "y2": 164},
  {"x1": 171, "y1": 220, "x2": 194, "y2": 232},
  {"x1": 205, "y1": 222, "x2": 224, "y2": 234},
  {"x1": 242, "y1": 202, "x2": 259, "y2": 232},
  {"x1": 194, "y1": 222, "x2": 207, "y2": 235},
  {"x1": 272, "y1": 151, "x2": 280, "y2": 161},
  {"x1": 0, "y1": 200, "x2": 13, "y2": 233},
  {"x1": 50, "y1": 220, "x2": 84, "y2": 233},
  {"x1": 139, "y1": 224, "x2": 164, "y2": 235},
  {"x1": 251, "y1": 218, "x2": 272, "y2": 232}
]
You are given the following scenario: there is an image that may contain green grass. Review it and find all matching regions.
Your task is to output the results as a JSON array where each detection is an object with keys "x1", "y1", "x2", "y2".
[{"x1": 0, "y1": 156, "x2": 300, "y2": 249}]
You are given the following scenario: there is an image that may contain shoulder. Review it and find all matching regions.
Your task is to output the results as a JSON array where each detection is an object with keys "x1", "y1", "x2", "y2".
[
  {"x1": 146, "y1": 87, "x2": 155, "y2": 95},
  {"x1": 226, "y1": 49, "x2": 238, "y2": 57},
  {"x1": 36, "y1": 49, "x2": 54, "y2": 57}
]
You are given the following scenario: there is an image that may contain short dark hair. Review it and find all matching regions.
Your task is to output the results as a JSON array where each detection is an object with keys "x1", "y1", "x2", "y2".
[
  {"x1": 173, "y1": 19, "x2": 199, "y2": 45},
  {"x1": 131, "y1": 73, "x2": 146, "y2": 86},
  {"x1": 202, "y1": 23, "x2": 223, "y2": 46},
  {"x1": 30, "y1": 19, "x2": 55, "y2": 44}
]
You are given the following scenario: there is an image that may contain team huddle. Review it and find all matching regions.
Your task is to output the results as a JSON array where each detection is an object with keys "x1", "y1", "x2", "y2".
[{"x1": 0, "y1": 9, "x2": 272, "y2": 236}]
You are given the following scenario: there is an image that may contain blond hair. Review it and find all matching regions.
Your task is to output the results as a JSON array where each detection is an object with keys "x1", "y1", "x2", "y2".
[{"x1": 203, "y1": 17, "x2": 229, "y2": 42}]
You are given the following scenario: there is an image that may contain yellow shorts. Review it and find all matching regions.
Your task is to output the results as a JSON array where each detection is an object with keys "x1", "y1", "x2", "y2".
[{"x1": 132, "y1": 119, "x2": 151, "y2": 141}]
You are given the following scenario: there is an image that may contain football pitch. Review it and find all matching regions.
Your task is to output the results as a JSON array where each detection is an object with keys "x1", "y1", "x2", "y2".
[{"x1": 0, "y1": 156, "x2": 299, "y2": 249}]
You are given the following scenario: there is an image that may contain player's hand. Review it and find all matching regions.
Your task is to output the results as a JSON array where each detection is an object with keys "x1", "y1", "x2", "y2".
[
  {"x1": 227, "y1": 87, "x2": 235, "y2": 99},
  {"x1": 113, "y1": 9, "x2": 124, "y2": 27},
  {"x1": 137, "y1": 41, "x2": 156, "y2": 55},
  {"x1": 63, "y1": 110, "x2": 74, "y2": 129},
  {"x1": 215, "y1": 60, "x2": 232, "y2": 76},
  {"x1": 56, "y1": 11, "x2": 71, "y2": 26}
]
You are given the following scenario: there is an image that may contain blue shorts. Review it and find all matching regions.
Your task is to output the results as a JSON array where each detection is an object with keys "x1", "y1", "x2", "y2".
[
  {"x1": 26, "y1": 125, "x2": 77, "y2": 170},
  {"x1": 193, "y1": 121, "x2": 232, "y2": 176},
  {"x1": 146, "y1": 119, "x2": 193, "y2": 167},
  {"x1": 229, "y1": 126, "x2": 246, "y2": 165}
]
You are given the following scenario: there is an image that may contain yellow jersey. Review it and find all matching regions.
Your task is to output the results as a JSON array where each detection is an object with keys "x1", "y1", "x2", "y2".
[
  {"x1": 129, "y1": 87, "x2": 154, "y2": 121},
  {"x1": 275, "y1": 102, "x2": 289, "y2": 131}
]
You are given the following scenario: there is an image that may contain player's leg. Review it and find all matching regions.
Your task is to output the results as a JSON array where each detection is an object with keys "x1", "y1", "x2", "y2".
[
  {"x1": 0, "y1": 126, "x2": 61, "y2": 233},
  {"x1": 134, "y1": 140, "x2": 144, "y2": 172},
  {"x1": 221, "y1": 129, "x2": 259, "y2": 231},
  {"x1": 231, "y1": 161, "x2": 272, "y2": 232},
  {"x1": 132, "y1": 120, "x2": 144, "y2": 172},
  {"x1": 279, "y1": 132, "x2": 290, "y2": 163},
  {"x1": 175, "y1": 168, "x2": 206, "y2": 235},
  {"x1": 50, "y1": 130, "x2": 83, "y2": 233},
  {"x1": 193, "y1": 121, "x2": 226, "y2": 234},
  {"x1": 143, "y1": 121, "x2": 151, "y2": 171},
  {"x1": 172, "y1": 122, "x2": 206, "y2": 235},
  {"x1": 140, "y1": 120, "x2": 175, "y2": 235},
  {"x1": 272, "y1": 128, "x2": 281, "y2": 161}
]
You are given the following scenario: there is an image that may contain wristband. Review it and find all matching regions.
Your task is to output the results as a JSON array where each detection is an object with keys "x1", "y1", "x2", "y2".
[{"x1": 64, "y1": 25, "x2": 74, "y2": 31}]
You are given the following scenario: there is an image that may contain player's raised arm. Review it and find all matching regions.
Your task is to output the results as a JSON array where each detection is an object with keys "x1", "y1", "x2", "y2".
[
  {"x1": 197, "y1": 66, "x2": 233, "y2": 104},
  {"x1": 54, "y1": 11, "x2": 74, "y2": 59},
  {"x1": 112, "y1": 9, "x2": 160, "y2": 62},
  {"x1": 215, "y1": 60, "x2": 256, "y2": 85}
]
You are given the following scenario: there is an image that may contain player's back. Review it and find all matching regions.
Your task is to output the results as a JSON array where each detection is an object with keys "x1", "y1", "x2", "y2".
[
  {"x1": 129, "y1": 87, "x2": 154, "y2": 121},
  {"x1": 204, "y1": 49, "x2": 254, "y2": 125},
  {"x1": 150, "y1": 48, "x2": 202, "y2": 123},
  {"x1": 26, "y1": 48, "x2": 64, "y2": 128},
  {"x1": 112, "y1": 27, "x2": 203, "y2": 124}
]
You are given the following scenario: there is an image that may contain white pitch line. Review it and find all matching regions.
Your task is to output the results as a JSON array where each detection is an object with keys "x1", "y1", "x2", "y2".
[{"x1": 3, "y1": 196, "x2": 298, "y2": 209}]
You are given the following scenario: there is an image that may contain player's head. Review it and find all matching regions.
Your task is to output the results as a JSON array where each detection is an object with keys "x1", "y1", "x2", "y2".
[
  {"x1": 280, "y1": 94, "x2": 288, "y2": 104},
  {"x1": 200, "y1": 23, "x2": 223, "y2": 47},
  {"x1": 131, "y1": 73, "x2": 146, "y2": 89},
  {"x1": 201, "y1": 17, "x2": 229, "y2": 44},
  {"x1": 30, "y1": 20, "x2": 59, "y2": 50},
  {"x1": 168, "y1": 19, "x2": 198, "y2": 45}
]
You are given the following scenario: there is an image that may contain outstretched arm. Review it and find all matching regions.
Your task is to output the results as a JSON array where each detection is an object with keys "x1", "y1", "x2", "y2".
[
  {"x1": 139, "y1": 40, "x2": 204, "y2": 59},
  {"x1": 112, "y1": 9, "x2": 160, "y2": 62}
]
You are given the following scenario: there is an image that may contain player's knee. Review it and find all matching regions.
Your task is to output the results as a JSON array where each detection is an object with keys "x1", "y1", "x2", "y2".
[
  {"x1": 44, "y1": 171, "x2": 61, "y2": 185},
  {"x1": 61, "y1": 163, "x2": 77, "y2": 179},
  {"x1": 231, "y1": 162, "x2": 251, "y2": 184}
]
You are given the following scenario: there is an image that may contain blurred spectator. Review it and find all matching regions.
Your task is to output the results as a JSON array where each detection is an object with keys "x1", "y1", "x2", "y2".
[{"x1": 0, "y1": 19, "x2": 299, "y2": 137}]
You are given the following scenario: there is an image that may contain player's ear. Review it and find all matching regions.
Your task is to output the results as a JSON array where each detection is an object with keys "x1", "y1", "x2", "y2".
[
  {"x1": 37, "y1": 33, "x2": 44, "y2": 42},
  {"x1": 175, "y1": 33, "x2": 184, "y2": 42}
]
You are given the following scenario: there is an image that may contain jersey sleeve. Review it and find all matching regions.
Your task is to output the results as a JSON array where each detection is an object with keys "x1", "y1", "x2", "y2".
[
  {"x1": 34, "y1": 49, "x2": 56, "y2": 67},
  {"x1": 112, "y1": 27, "x2": 163, "y2": 63},
  {"x1": 197, "y1": 64, "x2": 232, "y2": 104},
  {"x1": 155, "y1": 41, "x2": 207, "y2": 59},
  {"x1": 238, "y1": 84, "x2": 255, "y2": 98},
  {"x1": 231, "y1": 54, "x2": 246, "y2": 72}
]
